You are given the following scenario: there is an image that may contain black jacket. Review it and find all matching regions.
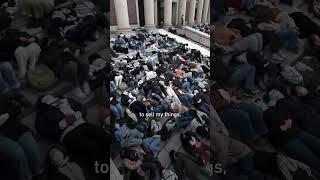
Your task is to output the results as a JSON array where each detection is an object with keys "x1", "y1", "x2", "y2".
[{"x1": 264, "y1": 99, "x2": 300, "y2": 147}]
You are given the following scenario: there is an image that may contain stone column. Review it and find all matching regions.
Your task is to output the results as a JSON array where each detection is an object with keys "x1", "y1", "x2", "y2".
[
  {"x1": 202, "y1": 0, "x2": 209, "y2": 23},
  {"x1": 208, "y1": 7, "x2": 210, "y2": 24},
  {"x1": 178, "y1": 0, "x2": 187, "y2": 26},
  {"x1": 164, "y1": 0, "x2": 173, "y2": 27},
  {"x1": 188, "y1": 0, "x2": 196, "y2": 26},
  {"x1": 196, "y1": 0, "x2": 204, "y2": 24},
  {"x1": 114, "y1": 0, "x2": 131, "y2": 32},
  {"x1": 144, "y1": 0, "x2": 155, "y2": 29},
  {"x1": 154, "y1": 0, "x2": 158, "y2": 26}
]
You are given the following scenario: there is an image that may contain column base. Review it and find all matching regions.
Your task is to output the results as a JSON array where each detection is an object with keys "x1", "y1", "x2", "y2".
[
  {"x1": 145, "y1": 24, "x2": 156, "y2": 31},
  {"x1": 116, "y1": 27, "x2": 132, "y2": 34},
  {"x1": 163, "y1": 24, "x2": 172, "y2": 30}
]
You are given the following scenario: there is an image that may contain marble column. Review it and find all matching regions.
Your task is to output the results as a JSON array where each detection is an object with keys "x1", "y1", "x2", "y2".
[
  {"x1": 154, "y1": 0, "x2": 158, "y2": 26},
  {"x1": 207, "y1": 7, "x2": 210, "y2": 24},
  {"x1": 202, "y1": 0, "x2": 210, "y2": 23},
  {"x1": 188, "y1": 0, "x2": 196, "y2": 26},
  {"x1": 144, "y1": 0, "x2": 155, "y2": 29},
  {"x1": 196, "y1": 0, "x2": 204, "y2": 24},
  {"x1": 164, "y1": 0, "x2": 173, "y2": 27},
  {"x1": 114, "y1": 0, "x2": 131, "y2": 32},
  {"x1": 178, "y1": 0, "x2": 187, "y2": 26}
]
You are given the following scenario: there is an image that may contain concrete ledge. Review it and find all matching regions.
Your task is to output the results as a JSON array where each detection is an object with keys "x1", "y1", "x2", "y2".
[{"x1": 181, "y1": 26, "x2": 210, "y2": 48}]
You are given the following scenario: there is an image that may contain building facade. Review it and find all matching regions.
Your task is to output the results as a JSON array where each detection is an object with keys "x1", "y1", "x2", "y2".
[{"x1": 110, "y1": 0, "x2": 210, "y2": 32}]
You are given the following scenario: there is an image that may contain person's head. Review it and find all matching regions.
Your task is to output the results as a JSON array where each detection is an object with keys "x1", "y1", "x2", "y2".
[
  {"x1": 47, "y1": 145, "x2": 68, "y2": 168},
  {"x1": 293, "y1": 86, "x2": 308, "y2": 97}
]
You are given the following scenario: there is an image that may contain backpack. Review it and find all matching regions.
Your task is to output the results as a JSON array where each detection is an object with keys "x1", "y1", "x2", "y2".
[{"x1": 27, "y1": 64, "x2": 58, "y2": 91}]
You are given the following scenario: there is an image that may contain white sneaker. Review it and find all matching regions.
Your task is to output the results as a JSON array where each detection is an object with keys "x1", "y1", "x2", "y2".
[
  {"x1": 82, "y1": 82, "x2": 91, "y2": 95},
  {"x1": 73, "y1": 87, "x2": 87, "y2": 99}
]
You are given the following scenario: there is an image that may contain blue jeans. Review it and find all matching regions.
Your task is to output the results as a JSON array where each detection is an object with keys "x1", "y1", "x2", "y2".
[
  {"x1": 230, "y1": 64, "x2": 256, "y2": 91},
  {"x1": 225, "y1": 156, "x2": 261, "y2": 180},
  {"x1": 0, "y1": 62, "x2": 20, "y2": 94},
  {"x1": 276, "y1": 28, "x2": 298, "y2": 50},
  {"x1": 151, "y1": 104, "x2": 164, "y2": 114},
  {"x1": 143, "y1": 137, "x2": 160, "y2": 155},
  {"x1": 0, "y1": 132, "x2": 41, "y2": 180},
  {"x1": 178, "y1": 111, "x2": 193, "y2": 128},
  {"x1": 179, "y1": 94, "x2": 193, "y2": 107},
  {"x1": 110, "y1": 81, "x2": 116, "y2": 94},
  {"x1": 182, "y1": 81, "x2": 191, "y2": 90},
  {"x1": 283, "y1": 131, "x2": 320, "y2": 170},
  {"x1": 221, "y1": 103, "x2": 268, "y2": 143},
  {"x1": 110, "y1": 103, "x2": 124, "y2": 120},
  {"x1": 199, "y1": 103, "x2": 210, "y2": 114}
]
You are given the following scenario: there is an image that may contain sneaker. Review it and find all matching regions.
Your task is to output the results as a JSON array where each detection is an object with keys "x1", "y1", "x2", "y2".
[
  {"x1": 82, "y1": 82, "x2": 91, "y2": 95},
  {"x1": 73, "y1": 87, "x2": 87, "y2": 99}
]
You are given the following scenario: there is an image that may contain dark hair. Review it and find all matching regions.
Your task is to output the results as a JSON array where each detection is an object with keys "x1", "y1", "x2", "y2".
[
  {"x1": 88, "y1": 53, "x2": 102, "y2": 64},
  {"x1": 44, "y1": 144, "x2": 69, "y2": 177},
  {"x1": 169, "y1": 150, "x2": 176, "y2": 162}
]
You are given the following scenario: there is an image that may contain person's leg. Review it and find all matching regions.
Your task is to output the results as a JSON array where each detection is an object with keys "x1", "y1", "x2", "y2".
[
  {"x1": 178, "y1": 112, "x2": 193, "y2": 128},
  {"x1": 230, "y1": 64, "x2": 256, "y2": 91},
  {"x1": 115, "y1": 103, "x2": 125, "y2": 118},
  {"x1": 77, "y1": 60, "x2": 90, "y2": 85},
  {"x1": 221, "y1": 108, "x2": 257, "y2": 143},
  {"x1": 110, "y1": 104, "x2": 121, "y2": 120},
  {"x1": 199, "y1": 103, "x2": 210, "y2": 114},
  {"x1": 17, "y1": 132, "x2": 42, "y2": 176},
  {"x1": 26, "y1": 43, "x2": 41, "y2": 71},
  {"x1": 143, "y1": 137, "x2": 160, "y2": 155},
  {"x1": 0, "y1": 137, "x2": 31, "y2": 180},
  {"x1": 235, "y1": 103, "x2": 268, "y2": 136},
  {"x1": 298, "y1": 131, "x2": 320, "y2": 157},
  {"x1": 61, "y1": 61, "x2": 80, "y2": 86},
  {"x1": 110, "y1": 81, "x2": 116, "y2": 93},
  {"x1": 0, "y1": 66, "x2": 10, "y2": 94},
  {"x1": 237, "y1": 155, "x2": 254, "y2": 176},
  {"x1": 14, "y1": 46, "x2": 29, "y2": 79},
  {"x1": 182, "y1": 81, "x2": 191, "y2": 90},
  {"x1": 179, "y1": 95, "x2": 191, "y2": 107},
  {"x1": 283, "y1": 137, "x2": 320, "y2": 170},
  {"x1": 276, "y1": 28, "x2": 298, "y2": 50},
  {"x1": 0, "y1": 62, "x2": 20, "y2": 91}
]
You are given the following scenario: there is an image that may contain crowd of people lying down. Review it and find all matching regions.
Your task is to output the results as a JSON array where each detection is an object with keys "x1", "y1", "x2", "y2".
[
  {"x1": 211, "y1": 0, "x2": 320, "y2": 179},
  {"x1": 192, "y1": 23, "x2": 210, "y2": 35},
  {"x1": 0, "y1": 0, "x2": 109, "y2": 180},
  {"x1": 108, "y1": 28, "x2": 212, "y2": 180}
]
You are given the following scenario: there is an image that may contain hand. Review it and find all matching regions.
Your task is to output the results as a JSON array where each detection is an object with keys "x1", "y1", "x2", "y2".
[
  {"x1": 28, "y1": 38, "x2": 36, "y2": 42},
  {"x1": 0, "y1": 113, "x2": 9, "y2": 126}
]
